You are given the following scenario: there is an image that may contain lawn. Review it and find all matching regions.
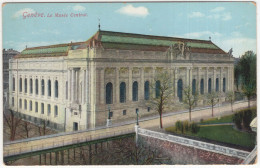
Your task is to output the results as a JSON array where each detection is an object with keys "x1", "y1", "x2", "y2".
[
  {"x1": 165, "y1": 125, "x2": 256, "y2": 149},
  {"x1": 200, "y1": 114, "x2": 233, "y2": 124}
]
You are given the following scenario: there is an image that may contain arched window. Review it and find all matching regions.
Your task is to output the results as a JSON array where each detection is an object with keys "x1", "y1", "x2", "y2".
[
  {"x1": 216, "y1": 78, "x2": 219, "y2": 92},
  {"x1": 200, "y1": 79, "x2": 204, "y2": 95},
  {"x1": 208, "y1": 78, "x2": 212, "y2": 93},
  {"x1": 223, "y1": 78, "x2": 226, "y2": 92},
  {"x1": 106, "y1": 82, "x2": 113, "y2": 104},
  {"x1": 132, "y1": 81, "x2": 138, "y2": 101},
  {"x1": 48, "y1": 80, "x2": 51, "y2": 97},
  {"x1": 30, "y1": 79, "x2": 33, "y2": 94},
  {"x1": 24, "y1": 99, "x2": 27, "y2": 110},
  {"x1": 120, "y1": 82, "x2": 126, "y2": 103},
  {"x1": 12, "y1": 77, "x2": 15, "y2": 91},
  {"x1": 178, "y1": 79, "x2": 183, "y2": 102},
  {"x1": 144, "y1": 81, "x2": 150, "y2": 100},
  {"x1": 192, "y1": 79, "x2": 196, "y2": 95},
  {"x1": 55, "y1": 80, "x2": 58, "y2": 98},
  {"x1": 35, "y1": 79, "x2": 38, "y2": 95},
  {"x1": 24, "y1": 78, "x2": 27, "y2": 93},
  {"x1": 155, "y1": 80, "x2": 161, "y2": 98},
  {"x1": 41, "y1": 79, "x2": 45, "y2": 95},
  {"x1": 19, "y1": 78, "x2": 22, "y2": 92}
]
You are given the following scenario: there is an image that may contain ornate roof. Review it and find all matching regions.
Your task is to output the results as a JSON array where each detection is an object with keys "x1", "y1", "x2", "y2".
[{"x1": 16, "y1": 30, "x2": 227, "y2": 58}]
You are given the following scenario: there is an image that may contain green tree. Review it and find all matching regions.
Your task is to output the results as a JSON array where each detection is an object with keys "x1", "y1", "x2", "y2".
[
  {"x1": 207, "y1": 92, "x2": 219, "y2": 117},
  {"x1": 226, "y1": 91, "x2": 235, "y2": 113},
  {"x1": 183, "y1": 86, "x2": 199, "y2": 121},
  {"x1": 148, "y1": 72, "x2": 174, "y2": 129}
]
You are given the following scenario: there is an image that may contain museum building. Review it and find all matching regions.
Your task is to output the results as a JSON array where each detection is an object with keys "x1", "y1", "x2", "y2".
[{"x1": 8, "y1": 30, "x2": 234, "y2": 132}]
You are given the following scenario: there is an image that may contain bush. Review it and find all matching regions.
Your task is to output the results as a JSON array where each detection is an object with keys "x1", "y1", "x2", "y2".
[
  {"x1": 190, "y1": 122, "x2": 200, "y2": 133},
  {"x1": 175, "y1": 120, "x2": 182, "y2": 132},
  {"x1": 233, "y1": 113, "x2": 242, "y2": 129},
  {"x1": 242, "y1": 109, "x2": 252, "y2": 130},
  {"x1": 183, "y1": 120, "x2": 189, "y2": 132}
]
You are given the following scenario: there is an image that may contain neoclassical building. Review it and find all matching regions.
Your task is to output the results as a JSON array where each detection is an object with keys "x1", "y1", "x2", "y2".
[{"x1": 9, "y1": 30, "x2": 234, "y2": 132}]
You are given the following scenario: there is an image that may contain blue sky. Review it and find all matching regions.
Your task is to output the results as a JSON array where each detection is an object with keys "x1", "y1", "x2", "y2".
[{"x1": 2, "y1": 2, "x2": 256, "y2": 57}]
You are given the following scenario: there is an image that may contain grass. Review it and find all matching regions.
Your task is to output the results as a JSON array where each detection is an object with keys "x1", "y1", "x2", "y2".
[
  {"x1": 200, "y1": 114, "x2": 234, "y2": 124},
  {"x1": 165, "y1": 125, "x2": 256, "y2": 149}
]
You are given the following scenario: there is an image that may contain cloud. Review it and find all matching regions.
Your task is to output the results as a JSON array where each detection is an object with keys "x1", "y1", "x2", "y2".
[
  {"x1": 210, "y1": 7, "x2": 225, "y2": 12},
  {"x1": 73, "y1": 4, "x2": 86, "y2": 11},
  {"x1": 183, "y1": 31, "x2": 222, "y2": 39},
  {"x1": 116, "y1": 4, "x2": 149, "y2": 18},
  {"x1": 31, "y1": 29, "x2": 60, "y2": 35},
  {"x1": 13, "y1": 8, "x2": 35, "y2": 18},
  {"x1": 188, "y1": 12, "x2": 205, "y2": 18},
  {"x1": 222, "y1": 13, "x2": 232, "y2": 21},
  {"x1": 207, "y1": 12, "x2": 232, "y2": 21}
]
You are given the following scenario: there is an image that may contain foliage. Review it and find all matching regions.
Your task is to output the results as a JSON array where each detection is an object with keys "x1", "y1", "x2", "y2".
[
  {"x1": 233, "y1": 113, "x2": 243, "y2": 129},
  {"x1": 190, "y1": 122, "x2": 200, "y2": 134},
  {"x1": 183, "y1": 86, "x2": 199, "y2": 121},
  {"x1": 183, "y1": 120, "x2": 189, "y2": 132},
  {"x1": 201, "y1": 114, "x2": 233, "y2": 124},
  {"x1": 207, "y1": 91, "x2": 219, "y2": 117},
  {"x1": 3, "y1": 110, "x2": 22, "y2": 141},
  {"x1": 148, "y1": 72, "x2": 174, "y2": 128},
  {"x1": 233, "y1": 107, "x2": 256, "y2": 131},
  {"x1": 174, "y1": 120, "x2": 199, "y2": 134}
]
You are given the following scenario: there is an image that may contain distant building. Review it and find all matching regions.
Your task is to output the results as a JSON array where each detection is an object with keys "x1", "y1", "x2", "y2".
[
  {"x1": 3, "y1": 49, "x2": 20, "y2": 107},
  {"x1": 8, "y1": 30, "x2": 234, "y2": 132}
]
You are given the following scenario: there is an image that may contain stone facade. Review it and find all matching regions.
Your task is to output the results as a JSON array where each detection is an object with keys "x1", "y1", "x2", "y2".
[{"x1": 8, "y1": 30, "x2": 234, "y2": 132}]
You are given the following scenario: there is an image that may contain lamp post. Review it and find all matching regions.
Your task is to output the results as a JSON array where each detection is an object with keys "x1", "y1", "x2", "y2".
[{"x1": 136, "y1": 108, "x2": 139, "y2": 125}]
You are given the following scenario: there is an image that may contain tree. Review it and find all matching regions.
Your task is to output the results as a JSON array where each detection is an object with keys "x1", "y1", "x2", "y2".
[
  {"x1": 207, "y1": 92, "x2": 219, "y2": 117},
  {"x1": 148, "y1": 72, "x2": 174, "y2": 129},
  {"x1": 3, "y1": 110, "x2": 22, "y2": 141},
  {"x1": 235, "y1": 51, "x2": 256, "y2": 106},
  {"x1": 183, "y1": 86, "x2": 199, "y2": 121},
  {"x1": 37, "y1": 118, "x2": 52, "y2": 136},
  {"x1": 226, "y1": 91, "x2": 235, "y2": 113},
  {"x1": 21, "y1": 121, "x2": 33, "y2": 138}
]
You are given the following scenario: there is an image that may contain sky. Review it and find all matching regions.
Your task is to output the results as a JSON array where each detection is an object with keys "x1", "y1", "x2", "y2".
[{"x1": 2, "y1": 2, "x2": 256, "y2": 57}]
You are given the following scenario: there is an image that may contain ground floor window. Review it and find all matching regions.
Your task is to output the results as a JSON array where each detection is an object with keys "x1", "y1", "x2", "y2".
[{"x1": 73, "y1": 122, "x2": 78, "y2": 131}]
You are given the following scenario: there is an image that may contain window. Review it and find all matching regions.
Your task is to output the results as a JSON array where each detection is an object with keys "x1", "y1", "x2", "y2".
[
  {"x1": 41, "y1": 79, "x2": 45, "y2": 95},
  {"x1": 200, "y1": 79, "x2": 204, "y2": 95},
  {"x1": 120, "y1": 82, "x2": 126, "y2": 103},
  {"x1": 208, "y1": 78, "x2": 212, "y2": 93},
  {"x1": 24, "y1": 78, "x2": 27, "y2": 93},
  {"x1": 12, "y1": 77, "x2": 15, "y2": 91},
  {"x1": 48, "y1": 80, "x2": 51, "y2": 97},
  {"x1": 66, "y1": 81, "x2": 68, "y2": 100},
  {"x1": 34, "y1": 117, "x2": 37, "y2": 123},
  {"x1": 223, "y1": 78, "x2": 226, "y2": 92},
  {"x1": 35, "y1": 79, "x2": 39, "y2": 95},
  {"x1": 73, "y1": 122, "x2": 78, "y2": 131},
  {"x1": 178, "y1": 79, "x2": 183, "y2": 102},
  {"x1": 54, "y1": 105, "x2": 58, "y2": 117},
  {"x1": 147, "y1": 107, "x2": 150, "y2": 112},
  {"x1": 12, "y1": 97, "x2": 14, "y2": 106},
  {"x1": 123, "y1": 110, "x2": 126, "y2": 115},
  {"x1": 54, "y1": 123, "x2": 57, "y2": 129},
  {"x1": 216, "y1": 78, "x2": 219, "y2": 92},
  {"x1": 24, "y1": 99, "x2": 27, "y2": 110},
  {"x1": 19, "y1": 99, "x2": 22, "y2": 108},
  {"x1": 106, "y1": 82, "x2": 113, "y2": 104},
  {"x1": 29, "y1": 101, "x2": 32, "y2": 111},
  {"x1": 55, "y1": 80, "x2": 58, "y2": 98},
  {"x1": 48, "y1": 104, "x2": 51, "y2": 116},
  {"x1": 144, "y1": 81, "x2": 150, "y2": 100},
  {"x1": 109, "y1": 111, "x2": 113, "y2": 118},
  {"x1": 155, "y1": 80, "x2": 161, "y2": 98},
  {"x1": 41, "y1": 103, "x2": 44, "y2": 114},
  {"x1": 132, "y1": 81, "x2": 138, "y2": 101},
  {"x1": 35, "y1": 102, "x2": 38, "y2": 113},
  {"x1": 30, "y1": 79, "x2": 33, "y2": 94},
  {"x1": 19, "y1": 78, "x2": 22, "y2": 92},
  {"x1": 192, "y1": 79, "x2": 196, "y2": 95},
  {"x1": 28, "y1": 116, "x2": 31, "y2": 121}
]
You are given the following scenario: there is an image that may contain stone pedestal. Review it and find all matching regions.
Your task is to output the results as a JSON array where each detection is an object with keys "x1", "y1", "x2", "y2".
[{"x1": 106, "y1": 119, "x2": 112, "y2": 127}]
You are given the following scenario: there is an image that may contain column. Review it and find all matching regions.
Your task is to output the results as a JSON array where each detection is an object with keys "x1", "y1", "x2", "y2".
[
  {"x1": 115, "y1": 67, "x2": 119, "y2": 103},
  {"x1": 213, "y1": 67, "x2": 216, "y2": 92},
  {"x1": 205, "y1": 67, "x2": 208, "y2": 93},
  {"x1": 220, "y1": 67, "x2": 223, "y2": 93},
  {"x1": 152, "y1": 67, "x2": 156, "y2": 98},
  {"x1": 128, "y1": 67, "x2": 133, "y2": 101},
  {"x1": 83, "y1": 69, "x2": 86, "y2": 104},
  {"x1": 174, "y1": 68, "x2": 178, "y2": 97},
  {"x1": 227, "y1": 67, "x2": 230, "y2": 91},
  {"x1": 231, "y1": 66, "x2": 234, "y2": 91},
  {"x1": 100, "y1": 68, "x2": 104, "y2": 104},
  {"x1": 140, "y1": 67, "x2": 144, "y2": 100},
  {"x1": 68, "y1": 70, "x2": 71, "y2": 101},
  {"x1": 71, "y1": 69, "x2": 75, "y2": 102},
  {"x1": 85, "y1": 67, "x2": 89, "y2": 105},
  {"x1": 75, "y1": 70, "x2": 78, "y2": 103},
  {"x1": 197, "y1": 68, "x2": 201, "y2": 95},
  {"x1": 186, "y1": 67, "x2": 190, "y2": 87},
  {"x1": 189, "y1": 68, "x2": 193, "y2": 87}
]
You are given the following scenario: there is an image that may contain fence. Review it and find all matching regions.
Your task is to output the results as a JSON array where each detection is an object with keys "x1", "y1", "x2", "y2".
[
  {"x1": 4, "y1": 127, "x2": 134, "y2": 157},
  {"x1": 137, "y1": 128, "x2": 250, "y2": 160}
]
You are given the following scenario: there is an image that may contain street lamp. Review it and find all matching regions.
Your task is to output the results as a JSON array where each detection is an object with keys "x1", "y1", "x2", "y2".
[{"x1": 136, "y1": 108, "x2": 139, "y2": 125}]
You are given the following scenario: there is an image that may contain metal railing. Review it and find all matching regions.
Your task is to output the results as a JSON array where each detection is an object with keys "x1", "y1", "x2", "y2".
[
  {"x1": 4, "y1": 127, "x2": 134, "y2": 157},
  {"x1": 137, "y1": 128, "x2": 250, "y2": 160},
  {"x1": 242, "y1": 145, "x2": 257, "y2": 164}
]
